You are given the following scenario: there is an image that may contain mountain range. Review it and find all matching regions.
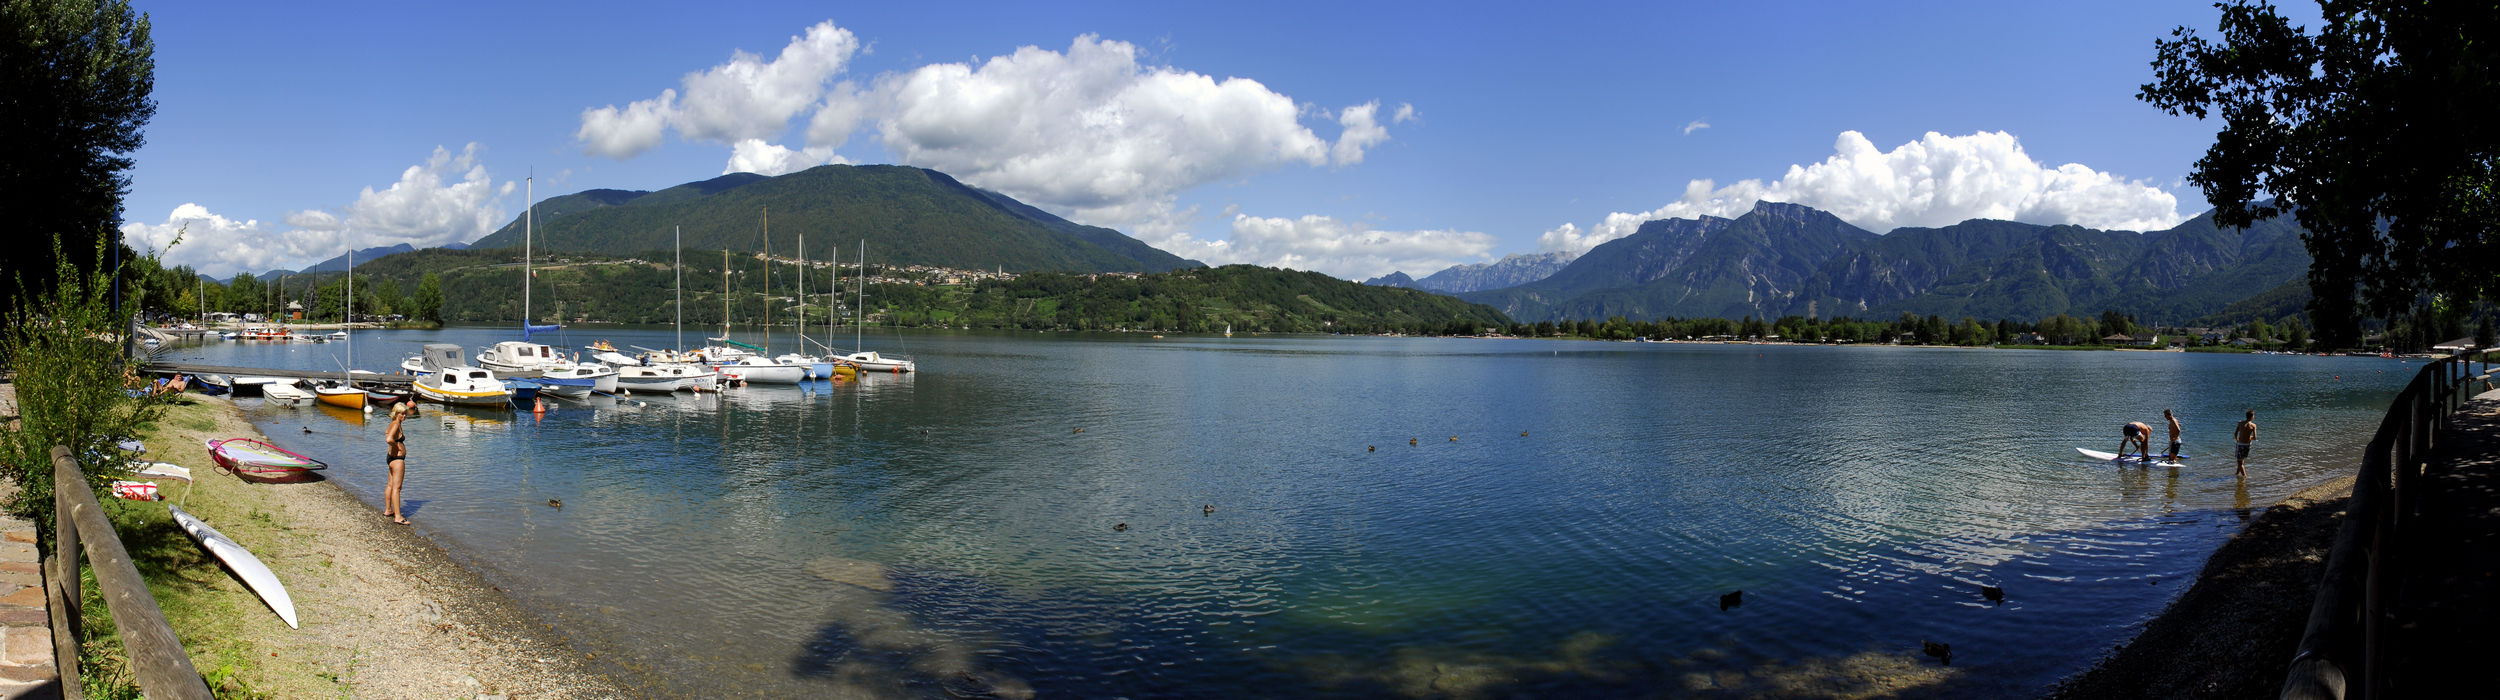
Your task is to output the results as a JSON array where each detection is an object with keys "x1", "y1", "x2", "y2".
[
  {"x1": 1451, "y1": 200, "x2": 2312, "y2": 324},
  {"x1": 1365, "y1": 251, "x2": 1577, "y2": 293},
  {"x1": 465, "y1": 164, "x2": 1198, "y2": 274}
]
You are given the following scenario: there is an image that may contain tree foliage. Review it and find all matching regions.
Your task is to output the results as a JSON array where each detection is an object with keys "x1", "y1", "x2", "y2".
[
  {"x1": 2142, "y1": 0, "x2": 2500, "y2": 348},
  {"x1": 1, "y1": 235, "x2": 168, "y2": 522},
  {"x1": 0, "y1": 0, "x2": 156, "y2": 307}
]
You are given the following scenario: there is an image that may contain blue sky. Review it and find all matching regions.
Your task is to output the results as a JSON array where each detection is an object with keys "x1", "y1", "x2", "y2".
[{"x1": 119, "y1": 0, "x2": 2295, "y2": 279}]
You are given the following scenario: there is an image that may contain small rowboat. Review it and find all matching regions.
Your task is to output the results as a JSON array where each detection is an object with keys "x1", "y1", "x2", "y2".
[{"x1": 206, "y1": 438, "x2": 327, "y2": 482}]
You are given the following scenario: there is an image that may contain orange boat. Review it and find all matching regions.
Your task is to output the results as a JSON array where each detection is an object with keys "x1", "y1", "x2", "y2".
[{"x1": 311, "y1": 381, "x2": 366, "y2": 409}]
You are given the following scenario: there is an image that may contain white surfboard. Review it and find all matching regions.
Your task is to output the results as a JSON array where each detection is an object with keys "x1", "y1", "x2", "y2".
[
  {"x1": 132, "y1": 461, "x2": 191, "y2": 481},
  {"x1": 167, "y1": 504, "x2": 298, "y2": 629},
  {"x1": 2077, "y1": 448, "x2": 2189, "y2": 463}
]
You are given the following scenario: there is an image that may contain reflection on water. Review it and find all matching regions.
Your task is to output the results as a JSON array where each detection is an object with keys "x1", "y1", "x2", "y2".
[{"x1": 159, "y1": 329, "x2": 2410, "y2": 697}]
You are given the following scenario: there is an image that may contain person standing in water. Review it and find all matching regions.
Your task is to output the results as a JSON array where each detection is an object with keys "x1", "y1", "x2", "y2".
[
  {"x1": 385, "y1": 402, "x2": 413, "y2": 524},
  {"x1": 2163, "y1": 409, "x2": 2184, "y2": 463},
  {"x1": 2120, "y1": 421, "x2": 2153, "y2": 462},
  {"x1": 2234, "y1": 409, "x2": 2258, "y2": 477}
]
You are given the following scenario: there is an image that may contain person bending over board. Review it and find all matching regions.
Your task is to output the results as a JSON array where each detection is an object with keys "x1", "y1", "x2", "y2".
[
  {"x1": 385, "y1": 402, "x2": 413, "y2": 524},
  {"x1": 2234, "y1": 410, "x2": 2258, "y2": 477},
  {"x1": 2163, "y1": 409, "x2": 2183, "y2": 462},
  {"x1": 2120, "y1": 422, "x2": 2153, "y2": 462}
]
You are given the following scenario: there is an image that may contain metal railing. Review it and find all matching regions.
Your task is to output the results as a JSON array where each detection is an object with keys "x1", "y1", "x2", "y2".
[
  {"x1": 46, "y1": 445, "x2": 213, "y2": 699},
  {"x1": 2281, "y1": 350, "x2": 2490, "y2": 699}
]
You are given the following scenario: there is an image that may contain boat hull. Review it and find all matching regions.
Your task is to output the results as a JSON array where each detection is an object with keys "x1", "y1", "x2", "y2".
[
  {"x1": 169, "y1": 504, "x2": 299, "y2": 628},
  {"x1": 314, "y1": 388, "x2": 366, "y2": 409},
  {"x1": 722, "y1": 363, "x2": 806, "y2": 385}
]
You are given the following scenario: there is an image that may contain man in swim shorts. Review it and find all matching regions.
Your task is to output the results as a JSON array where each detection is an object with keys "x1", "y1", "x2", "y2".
[
  {"x1": 2163, "y1": 409, "x2": 2183, "y2": 462},
  {"x1": 2121, "y1": 421, "x2": 2153, "y2": 462},
  {"x1": 2234, "y1": 409, "x2": 2258, "y2": 477}
]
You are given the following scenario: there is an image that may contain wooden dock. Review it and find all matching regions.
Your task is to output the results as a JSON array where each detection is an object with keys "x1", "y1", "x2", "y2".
[{"x1": 140, "y1": 363, "x2": 544, "y2": 386}]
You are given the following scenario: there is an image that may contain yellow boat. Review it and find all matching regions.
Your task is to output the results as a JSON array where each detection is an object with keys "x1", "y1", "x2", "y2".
[{"x1": 312, "y1": 382, "x2": 367, "y2": 409}]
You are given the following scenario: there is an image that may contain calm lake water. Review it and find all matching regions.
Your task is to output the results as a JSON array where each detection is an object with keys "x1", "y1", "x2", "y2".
[{"x1": 156, "y1": 328, "x2": 2413, "y2": 697}]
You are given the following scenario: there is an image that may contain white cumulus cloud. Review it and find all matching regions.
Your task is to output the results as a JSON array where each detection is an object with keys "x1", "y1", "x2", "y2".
[
  {"x1": 724, "y1": 139, "x2": 848, "y2": 176},
  {"x1": 871, "y1": 34, "x2": 1387, "y2": 229},
  {"x1": 1147, "y1": 213, "x2": 1495, "y2": 281},
  {"x1": 577, "y1": 21, "x2": 862, "y2": 158},
  {"x1": 122, "y1": 145, "x2": 511, "y2": 277},
  {"x1": 1683, "y1": 119, "x2": 1710, "y2": 135},
  {"x1": 1537, "y1": 130, "x2": 2188, "y2": 255}
]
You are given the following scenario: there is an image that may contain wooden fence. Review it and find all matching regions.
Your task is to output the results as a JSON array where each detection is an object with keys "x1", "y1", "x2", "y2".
[
  {"x1": 46, "y1": 445, "x2": 212, "y2": 699},
  {"x1": 2280, "y1": 351, "x2": 2490, "y2": 699}
]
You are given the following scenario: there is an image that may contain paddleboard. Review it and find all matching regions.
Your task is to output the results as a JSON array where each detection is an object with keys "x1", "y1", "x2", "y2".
[
  {"x1": 167, "y1": 504, "x2": 298, "y2": 629},
  {"x1": 2077, "y1": 448, "x2": 2190, "y2": 463}
]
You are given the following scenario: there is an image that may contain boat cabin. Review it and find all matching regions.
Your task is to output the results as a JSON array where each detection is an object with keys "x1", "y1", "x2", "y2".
[
  {"x1": 418, "y1": 343, "x2": 467, "y2": 373},
  {"x1": 481, "y1": 341, "x2": 566, "y2": 369}
]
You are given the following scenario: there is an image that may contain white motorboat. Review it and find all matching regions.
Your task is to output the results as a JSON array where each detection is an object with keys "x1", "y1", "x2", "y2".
[
  {"x1": 534, "y1": 362, "x2": 620, "y2": 398},
  {"x1": 409, "y1": 343, "x2": 514, "y2": 407},
  {"x1": 261, "y1": 380, "x2": 315, "y2": 407},
  {"x1": 718, "y1": 356, "x2": 806, "y2": 385},
  {"x1": 844, "y1": 350, "x2": 916, "y2": 373},
  {"x1": 615, "y1": 363, "x2": 716, "y2": 393},
  {"x1": 775, "y1": 353, "x2": 838, "y2": 379},
  {"x1": 477, "y1": 340, "x2": 568, "y2": 374}
]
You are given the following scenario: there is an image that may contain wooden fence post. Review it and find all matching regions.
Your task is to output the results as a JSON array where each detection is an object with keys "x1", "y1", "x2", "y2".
[{"x1": 48, "y1": 446, "x2": 214, "y2": 700}]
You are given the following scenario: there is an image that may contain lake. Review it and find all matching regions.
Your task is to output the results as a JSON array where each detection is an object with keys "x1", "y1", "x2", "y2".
[{"x1": 154, "y1": 328, "x2": 2410, "y2": 697}]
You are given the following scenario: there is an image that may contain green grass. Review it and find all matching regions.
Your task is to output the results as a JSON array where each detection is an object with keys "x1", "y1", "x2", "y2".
[{"x1": 74, "y1": 399, "x2": 342, "y2": 698}]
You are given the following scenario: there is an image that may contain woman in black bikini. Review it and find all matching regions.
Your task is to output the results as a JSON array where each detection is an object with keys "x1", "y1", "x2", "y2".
[{"x1": 385, "y1": 402, "x2": 412, "y2": 524}]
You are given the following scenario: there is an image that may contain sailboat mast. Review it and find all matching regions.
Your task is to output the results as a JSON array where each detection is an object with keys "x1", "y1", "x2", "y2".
[
  {"x1": 762, "y1": 208, "x2": 770, "y2": 353},
  {"x1": 840, "y1": 240, "x2": 850, "y2": 350},
  {"x1": 827, "y1": 241, "x2": 836, "y2": 350},
  {"x1": 345, "y1": 244, "x2": 352, "y2": 369},
  {"x1": 524, "y1": 175, "x2": 533, "y2": 331},
  {"x1": 797, "y1": 232, "x2": 806, "y2": 355},
  {"x1": 675, "y1": 226, "x2": 682, "y2": 351},
  {"x1": 856, "y1": 239, "x2": 865, "y2": 353}
]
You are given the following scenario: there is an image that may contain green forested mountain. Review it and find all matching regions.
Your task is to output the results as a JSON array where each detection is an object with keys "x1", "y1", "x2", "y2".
[
  {"x1": 466, "y1": 165, "x2": 1200, "y2": 273},
  {"x1": 1458, "y1": 201, "x2": 2314, "y2": 324},
  {"x1": 273, "y1": 250, "x2": 1507, "y2": 335}
]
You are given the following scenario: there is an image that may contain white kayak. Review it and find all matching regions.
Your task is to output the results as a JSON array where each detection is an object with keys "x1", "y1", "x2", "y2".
[
  {"x1": 2077, "y1": 448, "x2": 2190, "y2": 463},
  {"x1": 167, "y1": 504, "x2": 298, "y2": 628}
]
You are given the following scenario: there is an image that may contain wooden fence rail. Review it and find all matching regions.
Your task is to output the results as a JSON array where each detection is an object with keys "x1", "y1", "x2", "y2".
[
  {"x1": 2281, "y1": 351, "x2": 2489, "y2": 699},
  {"x1": 46, "y1": 445, "x2": 213, "y2": 700}
]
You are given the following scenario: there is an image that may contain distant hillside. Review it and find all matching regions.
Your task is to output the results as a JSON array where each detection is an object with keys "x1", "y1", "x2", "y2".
[
  {"x1": 298, "y1": 243, "x2": 419, "y2": 274},
  {"x1": 295, "y1": 248, "x2": 1504, "y2": 335},
  {"x1": 1389, "y1": 251, "x2": 1577, "y2": 293},
  {"x1": 1459, "y1": 201, "x2": 2314, "y2": 323},
  {"x1": 468, "y1": 164, "x2": 1200, "y2": 274},
  {"x1": 1362, "y1": 271, "x2": 1418, "y2": 288}
]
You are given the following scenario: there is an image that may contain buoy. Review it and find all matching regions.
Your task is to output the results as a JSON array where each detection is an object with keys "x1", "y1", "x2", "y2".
[
  {"x1": 532, "y1": 398, "x2": 546, "y2": 416},
  {"x1": 362, "y1": 405, "x2": 373, "y2": 414}
]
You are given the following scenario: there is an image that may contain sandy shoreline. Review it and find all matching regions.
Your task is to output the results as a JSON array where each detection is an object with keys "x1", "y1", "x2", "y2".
[{"x1": 114, "y1": 391, "x2": 629, "y2": 697}]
